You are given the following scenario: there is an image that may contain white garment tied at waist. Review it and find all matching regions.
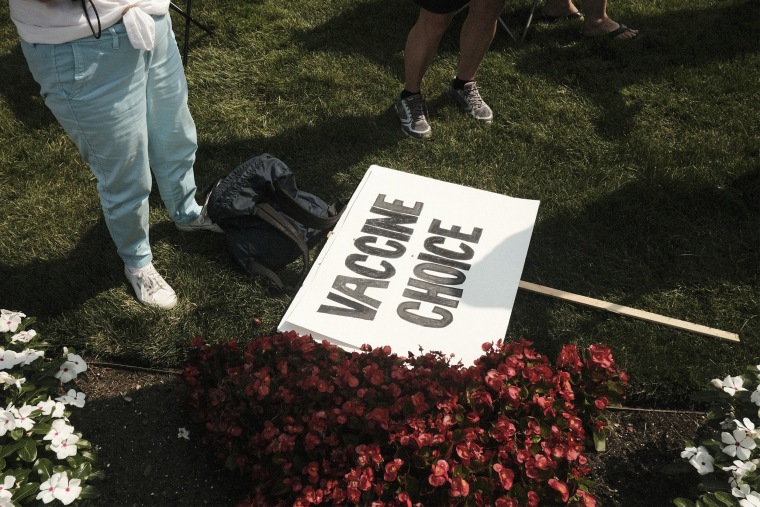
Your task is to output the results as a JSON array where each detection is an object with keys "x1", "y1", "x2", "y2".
[{"x1": 121, "y1": 3, "x2": 156, "y2": 50}]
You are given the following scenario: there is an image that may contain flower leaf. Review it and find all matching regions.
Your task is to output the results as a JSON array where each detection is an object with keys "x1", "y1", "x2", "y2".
[
  {"x1": 0, "y1": 441, "x2": 22, "y2": 459},
  {"x1": 30, "y1": 422, "x2": 51, "y2": 436},
  {"x1": 698, "y1": 476, "x2": 732, "y2": 493},
  {"x1": 695, "y1": 492, "x2": 736, "y2": 507},
  {"x1": 79, "y1": 450, "x2": 98, "y2": 463},
  {"x1": 673, "y1": 499, "x2": 697, "y2": 507},
  {"x1": 17, "y1": 437, "x2": 37, "y2": 462},
  {"x1": 593, "y1": 429, "x2": 606, "y2": 452},
  {"x1": 12, "y1": 481, "x2": 39, "y2": 503},
  {"x1": 711, "y1": 491, "x2": 737, "y2": 506},
  {"x1": 35, "y1": 457, "x2": 52, "y2": 481},
  {"x1": 77, "y1": 485, "x2": 101, "y2": 500},
  {"x1": 70, "y1": 461, "x2": 92, "y2": 481}
]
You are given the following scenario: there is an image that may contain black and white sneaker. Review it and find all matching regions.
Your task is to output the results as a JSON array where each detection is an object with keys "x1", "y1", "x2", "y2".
[
  {"x1": 395, "y1": 93, "x2": 432, "y2": 139},
  {"x1": 448, "y1": 80, "x2": 493, "y2": 123}
]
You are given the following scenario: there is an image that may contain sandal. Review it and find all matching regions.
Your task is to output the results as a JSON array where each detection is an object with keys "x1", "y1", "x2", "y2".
[{"x1": 583, "y1": 23, "x2": 641, "y2": 42}]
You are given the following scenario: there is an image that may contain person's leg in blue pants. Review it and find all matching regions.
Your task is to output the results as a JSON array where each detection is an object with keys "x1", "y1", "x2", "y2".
[{"x1": 20, "y1": 14, "x2": 214, "y2": 308}]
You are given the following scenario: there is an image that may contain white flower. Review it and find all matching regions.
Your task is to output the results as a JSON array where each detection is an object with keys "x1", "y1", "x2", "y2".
[
  {"x1": 37, "y1": 472, "x2": 81, "y2": 505},
  {"x1": 0, "y1": 475, "x2": 14, "y2": 491},
  {"x1": 56, "y1": 389, "x2": 86, "y2": 408},
  {"x1": 724, "y1": 459, "x2": 757, "y2": 479},
  {"x1": 43, "y1": 419, "x2": 74, "y2": 443},
  {"x1": 681, "y1": 446, "x2": 698, "y2": 460},
  {"x1": 723, "y1": 429, "x2": 758, "y2": 460},
  {"x1": 741, "y1": 492, "x2": 760, "y2": 507},
  {"x1": 689, "y1": 446, "x2": 715, "y2": 475},
  {"x1": 0, "y1": 372, "x2": 25, "y2": 391},
  {"x1": 65, "y1": 353, "x2": 87, "y2": 374},
  {"x1": 0, "y1": 350, "x2": 20, "y2": 371},
  {"x1": 36, "y1": 398, "x2": 56, "y2": 415},
  {"x1": 737, "y1": 418, "x2": 759, "y2": 438},
  {"x1": 10, "y1": 329, "x2": 36, "y2": 343},
  {"x1": 36, "y1": 399, "x2": 65, "y2": 418},
  {"x1": 0, "y1": 409, "x2": 17, "y2": 437},
  {"x1": 0, "y1": 310, "x2": 25, "y2": 333},
  {"x1": 50, "y1": 433, "x2": 79, "y2": 460},
  {"x1": 735, "y1": 483, "x2": 752, "y2": 498},
  {"x1": 10, "y1": 404, "x2": 35, "y2": 432},
  {"x1": 0, "y1": 475, "x2": 15, "y2": 501},
  {"x1": 55, "y1": 361, "x2": 78, "y2": 384},
  {"x1": 751, "y1": 386, "x2": 760, "y2": 407},
  {"x1": 178, "y1": 427, "x2": 190, "y2": 440},
  {"x1": 716, "y1": 375, "x2": 749, "y2": 396},
  {"x1": 17, "y1": 349, "x2": 44, "y2": 366}
]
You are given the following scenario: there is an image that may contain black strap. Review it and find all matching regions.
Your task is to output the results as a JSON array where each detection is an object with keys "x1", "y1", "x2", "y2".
[
  {"x1": 272, "y1": 181, "x2": 342, "y2": 230},
  {"x1": 252, "y1": 202, "x2": 311, "y2": 288},
  {"x1": 245, "y1": 258, "x2": 286, "y2": 290}
]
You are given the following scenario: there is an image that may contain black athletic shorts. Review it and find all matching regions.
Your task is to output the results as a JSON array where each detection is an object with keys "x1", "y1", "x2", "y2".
[{"x1": 412, "y1": 0, "x2": 469, "y2": 14}]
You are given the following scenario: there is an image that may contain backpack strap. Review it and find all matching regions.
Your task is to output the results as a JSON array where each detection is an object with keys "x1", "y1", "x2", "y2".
[
  {"x1": 272, "y1": 181, "x2": 342, "y2": 230},
  {"x1": 251, "y1": 202, "x2": 311, "y2": 289}
]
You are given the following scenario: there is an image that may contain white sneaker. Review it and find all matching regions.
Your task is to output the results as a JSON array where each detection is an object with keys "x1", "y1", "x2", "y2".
[
  {"x1": 124, "y1": 264, "x2": 178, "y2": 309},
  {"x1": 176, "y1": 210, "x2": 224, "y2": 233}
]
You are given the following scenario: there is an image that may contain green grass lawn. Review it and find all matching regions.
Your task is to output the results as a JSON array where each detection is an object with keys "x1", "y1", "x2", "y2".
[{"x1": 0, "y1": 0, "x2": 757, "y2": 407}]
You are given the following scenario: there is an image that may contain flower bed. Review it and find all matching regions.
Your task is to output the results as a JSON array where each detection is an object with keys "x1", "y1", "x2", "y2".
[
  {"x1": 184, "y1": 332, "x2": 628, "y2": 506},
  {"x1": 676, "y1": 367, "x2": 760, "y2": 507},
  {"x1": 0, "y1": 310, "x2": 101, "y2": 505}
]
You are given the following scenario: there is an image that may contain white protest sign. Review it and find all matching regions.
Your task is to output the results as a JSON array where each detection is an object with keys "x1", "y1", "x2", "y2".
[{"x1": 278, "y1": 165, "x2": 540, "y2": 365}]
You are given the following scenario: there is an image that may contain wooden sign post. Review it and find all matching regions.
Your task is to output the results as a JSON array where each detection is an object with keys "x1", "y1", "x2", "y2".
[{"x1": 518, "y1": 280, "x2": 740, "y2": 343}]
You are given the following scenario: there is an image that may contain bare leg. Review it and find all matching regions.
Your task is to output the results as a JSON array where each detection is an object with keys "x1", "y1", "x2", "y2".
[
  {"x1": 403, "y1": 9, "x2": 455, "y2": 93},
  {"x1": 456, "y1": 0, "x2": 505, "y2": 81},
  {"x1": 581, "y1": 0, "x2": 639, "y2": 40},
  {"x1": 543, "y1": 0, "x2": 581, "y2": 18}
]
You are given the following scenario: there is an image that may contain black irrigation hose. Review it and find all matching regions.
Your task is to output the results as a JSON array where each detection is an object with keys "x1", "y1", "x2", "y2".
[
  {"x1": 84, "y1": 361, "x2": 708, "y2": 415},
  {"x1": 87, "y1": 361, "x2": 182, "y2": 376},
  {"x1": 608, "y1": 406, "x2": 706, "y2": 415}
]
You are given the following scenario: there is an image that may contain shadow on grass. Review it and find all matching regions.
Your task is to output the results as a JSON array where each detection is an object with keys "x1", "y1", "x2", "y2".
[
  {"x1": 524, "y1": 167, "x2": 759, "y2": 297},
  {"x1": 513, "y1": 0, "x2": 759, "y2": 137},
  {"x1": 509, "y1": 167, "x2": 759, "y2": 371},
  {"x1": 0, "y1": 44, "x2": 57, "y2": 130},
  {"x1": 0, "y1": 213, "x2": 229, "y2": 323},
  {"x1": 195, "y1": 107, "x2": 406, "y2": 201},
  {"x1": 0, "y1": 218, "x2": 120, "y2": 319}
]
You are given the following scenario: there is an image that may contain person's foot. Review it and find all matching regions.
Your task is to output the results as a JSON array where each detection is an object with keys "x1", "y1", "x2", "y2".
[
  {"x1": 124, "y1": 264, "x2": 178, "y2": 309},
  {"x1": 395, "y1": 93, "x2": 432, "y2": 139},
  {"x1": 176, "y1": 210, "x2": 224, "y2": 233},
  {"x1": 582, "y1": 18, "x2": 640, "y2": 41},
  {"x1": 448, "y1": 81, "x2": 493, "y2": 123},
  {"x1": 541, "y1": 0, "x2": 582, "y2": 20}
]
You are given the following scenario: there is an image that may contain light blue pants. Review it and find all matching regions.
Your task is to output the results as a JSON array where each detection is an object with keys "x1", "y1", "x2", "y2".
[{"x1": 20, "y1": 14, "x2": 202, "y2": 269}]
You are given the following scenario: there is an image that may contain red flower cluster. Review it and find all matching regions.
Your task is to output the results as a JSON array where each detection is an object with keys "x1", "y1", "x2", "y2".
[{"x1": 183, "y1": 333, "x2": 628, "y2": 506}]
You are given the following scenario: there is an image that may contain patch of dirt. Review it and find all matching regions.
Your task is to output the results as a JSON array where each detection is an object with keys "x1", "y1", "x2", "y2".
[
  {"x1": 70, "y1": 365, "x2": 249, "y2": 507},
  {"x1": 586, "y1": 409, "x2": 703, "y2": 506},
  {"x1": 71, "y1": 365, "x2": 703, "y2": 506}
]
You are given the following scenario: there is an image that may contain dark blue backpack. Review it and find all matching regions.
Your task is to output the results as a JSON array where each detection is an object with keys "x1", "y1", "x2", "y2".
[{"x1": 205, "y1": 154, "x2": 341, "y2": 289}]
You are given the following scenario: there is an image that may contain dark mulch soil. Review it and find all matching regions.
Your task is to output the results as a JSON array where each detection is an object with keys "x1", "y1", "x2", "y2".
[{"x1": 70, "y1": 365, "x2": 703, "y2": 507}]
